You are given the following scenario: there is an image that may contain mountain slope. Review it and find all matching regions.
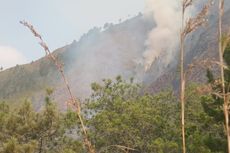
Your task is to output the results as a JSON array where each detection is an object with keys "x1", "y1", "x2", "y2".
[
  {"x1": 0, "y1": 5, "x2": 230, "y2": 109},
  {"x1": 0, "y1": 13, "x2": 155, "y2": 109}
]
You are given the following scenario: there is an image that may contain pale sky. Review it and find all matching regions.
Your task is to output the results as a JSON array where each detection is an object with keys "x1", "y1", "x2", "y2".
[{"x1": 0, "y1": 0, "x2": 145, "y2": 69}]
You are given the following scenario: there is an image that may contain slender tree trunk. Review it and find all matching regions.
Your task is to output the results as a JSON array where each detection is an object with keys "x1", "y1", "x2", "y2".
[
  {"x1": 180, "y1": 7, "x2": 186, "y2": 153},
  {"x1": 218, "y1": 0, "x2": 230, "y2": 152}
]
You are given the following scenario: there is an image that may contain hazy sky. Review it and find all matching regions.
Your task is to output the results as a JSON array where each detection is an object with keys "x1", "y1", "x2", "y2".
[{"x1": 0, "y1": 0, "x2": 144, "y2": 69}]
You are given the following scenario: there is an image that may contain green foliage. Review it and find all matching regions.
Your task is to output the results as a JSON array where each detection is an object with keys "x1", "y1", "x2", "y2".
[
  {"x1": 84, "y1": 77, "x2": 217, "y2": 153},
  {"x1": 199, "y1": 44, "x2": 230, "y2": 153},
  {"x1": 2, "y1": 137, "x2": 37, "y2": 153},
  {"x1": 1, "y1": 76, "x2": 229, "y2": 152},
  {"x1": 0, "y1": 95, "x2": 84, "y2": 153}
]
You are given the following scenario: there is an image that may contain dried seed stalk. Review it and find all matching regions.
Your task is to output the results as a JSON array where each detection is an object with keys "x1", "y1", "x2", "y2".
[
  {"x1": 183, "y1": 2, "x2": 210, "y2": 37},
  {"x1": 20, "y1": 21, "x2": 96, "y2": 153},
  {"x1": 183, "y1": 0, "x2": 193, "y2": 14},
  {"x1": 180, "y1": 1, "x2": 211, "y2": 153}
]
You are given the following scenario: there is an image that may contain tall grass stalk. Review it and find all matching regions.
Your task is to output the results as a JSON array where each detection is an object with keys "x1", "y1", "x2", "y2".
[
  {"x1": 180, "y1": 1, "x2": 210, "y2": 152},
  {"x1": 218, "y1": 0, "x2": 230, "y2": 152},
  {"x1": 20, "y1": 21, "x2": 96, "y2": 153}
]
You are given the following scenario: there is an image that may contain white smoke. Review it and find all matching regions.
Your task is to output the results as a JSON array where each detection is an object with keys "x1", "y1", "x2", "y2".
[{"x1": 143, "y1": 0, "x2": 181, "y2": 71}]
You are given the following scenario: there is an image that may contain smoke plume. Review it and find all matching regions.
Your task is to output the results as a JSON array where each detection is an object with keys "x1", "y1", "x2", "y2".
[{"x1": 143, "y1": 0, "x2": 181, "y2": 71}]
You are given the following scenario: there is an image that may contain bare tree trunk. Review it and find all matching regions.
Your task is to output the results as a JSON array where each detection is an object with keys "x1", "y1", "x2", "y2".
[{"x1": 218, "y1": 0, "x2": 230, "y2": 152}]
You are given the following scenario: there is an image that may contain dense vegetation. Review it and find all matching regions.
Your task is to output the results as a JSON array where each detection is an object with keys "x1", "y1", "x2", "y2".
[
  {"x1": 1, "y1": 46, "x2": 230, "y2": 153},
  {"x1": 0, "y1": 84, "x2": 225, "y2": 153},
  {"x1": 84, "y1": 77, "x2": 227, "y2": 153},
  {"x1": 0, "y1": 91, "x2": 83, "y2": 153}
]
